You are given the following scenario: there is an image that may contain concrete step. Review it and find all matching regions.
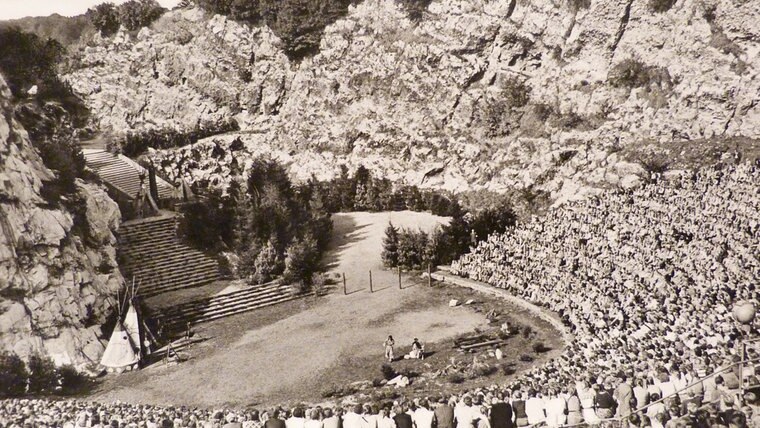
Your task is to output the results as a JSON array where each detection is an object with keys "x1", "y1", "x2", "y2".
[
  {"x1": 158, "y1": 285, "x2": 288, "y2": 319},
  {"x1": 160, "y1": 294, "x2": 301, "y2": 330},
  {"x1": 131, "y1": 268, "x2": 219, "y2": 287},
  {"x1": 139, "y1": 276, "x2": 219, "y2": 298}
]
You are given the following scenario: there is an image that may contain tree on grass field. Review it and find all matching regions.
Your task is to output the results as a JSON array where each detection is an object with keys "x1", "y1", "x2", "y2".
[
  {"x1": 283, "y1": 235, "x2": 320, "y2": 286},
  {"x1": 0, "y1": 352, "x2": 28, "y2": 398},
  {"x1": 381, "y1": 222, "x2": 400, "y2": 268}
]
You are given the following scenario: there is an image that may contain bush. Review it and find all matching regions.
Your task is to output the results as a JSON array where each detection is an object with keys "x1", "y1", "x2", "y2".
[
  {"x1": 87, "y1": 2, "x2": 120, "y2": 36},
  {"x1": 648, "y1": 0, "x2": 677, "y2": 13},
  {"x1": 118, "y1": 0, "x2": 165, "y2": 31},
  {"x1": 0, "y1": 352, "x2": 28, "y2": 398},
  {"x1": 398, "y1": 0, "x2": 433, "y2": 22},
  {"x1": 283, "y1": 236, "x2": 320, "y2": 286},
  {"x1": 532, "y1": 342, "x2": 550, "y2": 353},
  {"x1": 519, "y1": 354, "x2": 534, "y2": 362},
  {"x1": 609, "y1": 58, "x2": 650, "y2": 88},
  {"x1": 27, "y1": 353, "x2": 57, "y2": 395},
  {"x1": 502, "y1": 77, "x2": 531, "y2": 108},
  {"x1": 609, "y1": 59, "x2": 671, "y2": 90},
  {"x1": 56, "y1": 365, "x2": 88, "y2": 394},
  {"x1": 568, "y1": 0, "x2": 591, "y2": 11}
]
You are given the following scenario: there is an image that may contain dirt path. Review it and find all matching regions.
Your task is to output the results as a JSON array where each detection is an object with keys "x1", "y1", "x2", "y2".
[{"x1": 92, "y1": 212, "x2": 491, "y2": 407}]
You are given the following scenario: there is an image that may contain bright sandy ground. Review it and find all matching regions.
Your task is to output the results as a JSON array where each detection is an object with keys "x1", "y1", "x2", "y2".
[{"x1": 91, "y1": 211, "x2": 494, "y2": 407}]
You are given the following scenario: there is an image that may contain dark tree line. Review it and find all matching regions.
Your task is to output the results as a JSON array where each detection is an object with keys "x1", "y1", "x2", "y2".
[
  {"x1": 381, "y1": 200, "x2": 517, "y2": 270},
  {"x1": 312, "y1": 165, "x2": 461, "y2": 217},
  {"x1": 116, "y1": 118, "x2": 239, "y2": 157},
  {"x1": 0, "y1": 352, "x2": 88, "y2": 398},
  {"x1": 86, "y1": 0, "x2": 166, "y2": 37}
]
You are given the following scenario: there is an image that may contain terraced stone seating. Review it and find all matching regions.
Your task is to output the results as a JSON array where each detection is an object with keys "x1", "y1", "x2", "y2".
[
  {"x1": 118, "y1": 215, "x2": 220, "y2": 298},
  {"x1": 154, "y1": 283, "x2": 300, "y2": 334},
  {"x1": 83, "y1": 149, "x2": 176, "y2": 201}
]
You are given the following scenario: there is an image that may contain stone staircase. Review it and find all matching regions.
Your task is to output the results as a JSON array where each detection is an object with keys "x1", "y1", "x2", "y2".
[
  {"x1": 118, "y1": 215, "x2": 220, "y2": 298},
  {"x1": 155, "y1": 283, "x2": 301, "y2": 334},
  {"x1": 83, "y1": 149, "x2": 175, "y2": 201}
]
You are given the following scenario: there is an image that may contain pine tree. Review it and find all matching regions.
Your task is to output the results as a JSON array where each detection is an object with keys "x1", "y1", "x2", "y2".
[
  {"x1": 381, "y1": 222, "x2": 399, "y2": 268},
  {"x1": 252, "y1": 238, "x2": 283, "y2": 284}
]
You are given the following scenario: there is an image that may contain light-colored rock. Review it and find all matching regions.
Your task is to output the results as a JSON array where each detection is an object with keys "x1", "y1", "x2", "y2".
[
  {"x1": 0, "y1": 73, "x2": 122, "y2": 369},
  {"x1": 63, "y1": 1, "x2": 760, "y2": 204}
]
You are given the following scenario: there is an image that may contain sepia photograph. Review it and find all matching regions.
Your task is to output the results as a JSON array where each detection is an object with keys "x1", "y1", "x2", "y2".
[{"x1": 0, "y1": 0, "x2": 758, "y2": 426}]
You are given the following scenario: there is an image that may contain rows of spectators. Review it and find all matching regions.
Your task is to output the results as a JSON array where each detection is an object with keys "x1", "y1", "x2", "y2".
[
  {"x1": 2, "y1": 163, "x2": 758, "y2": 427},
  {"x1": 451, "y1": 163, "x2": 760, "y2": 425},
  {"x1": 3, "y1": 384, "x2": 760, "y2": 428}
]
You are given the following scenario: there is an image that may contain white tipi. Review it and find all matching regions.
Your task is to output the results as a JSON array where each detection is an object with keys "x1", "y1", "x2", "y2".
[{"x1": 100, "y1": 280, "x2": 150, "y2": 373}]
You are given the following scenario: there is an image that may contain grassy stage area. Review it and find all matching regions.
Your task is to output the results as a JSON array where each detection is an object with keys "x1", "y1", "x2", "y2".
[{"x1": 89, "y1": 211, "x2": 563, "y2": 408}]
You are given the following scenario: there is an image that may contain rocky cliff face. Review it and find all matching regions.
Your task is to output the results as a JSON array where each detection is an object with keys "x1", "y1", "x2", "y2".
[
  {"x1": 64, "y1": 0, "x2": 760, "y2": 202},
  {"x1": 0, "y1": 74, "x2": 122, "y2": 368}
]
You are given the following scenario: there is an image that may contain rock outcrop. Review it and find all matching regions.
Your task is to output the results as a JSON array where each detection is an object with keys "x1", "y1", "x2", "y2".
[
  {"x1": 0, "y1": 73, "x2": 122, "y2": 368},
  {"x1": 64, "y1": 0, "x2": 760, "y2": 202}
]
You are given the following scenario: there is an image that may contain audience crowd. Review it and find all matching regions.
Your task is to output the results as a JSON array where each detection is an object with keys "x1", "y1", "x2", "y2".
[
  {"x1": 2, "y1": 164, "x2": 759, "y2": 428},
  {"x1": 452, "y1": 163, "x2": 760, "y2": 426}
]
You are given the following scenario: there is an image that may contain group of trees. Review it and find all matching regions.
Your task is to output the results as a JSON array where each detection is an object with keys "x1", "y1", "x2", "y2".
[
  {"x1": 179, "y1": 156, "x2": 332, "y2": 287},
  {"x1": 382, "y1": 200, "x2": 517, "y2": 270},
  {"x1": 195, "y1": 0, "x2": 431, "y2": 60},
  {"x1": 312, "y1": 165, "x2": 460, "y2": 216},
  {"x1": 86, "y1": 0, "x2": 166, "y2": 37},
  {"x1": 0, "y1": 352, "x2": 87, "y2": 398},
  {"x1": 182, "y1": 159, "x2": 516, "y2": 287}
]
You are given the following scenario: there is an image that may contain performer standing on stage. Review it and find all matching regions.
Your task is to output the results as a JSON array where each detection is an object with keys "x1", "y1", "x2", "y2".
[{"x1": 383, "y1": 335, "x2": 395, "y2": 362}]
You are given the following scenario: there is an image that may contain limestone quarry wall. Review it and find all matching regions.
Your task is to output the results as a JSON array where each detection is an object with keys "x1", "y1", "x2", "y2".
[
  {"x1": 0, "y1": 74, "x2": 122, "y2": 368},
  {"x1": 64, "y1": 0, "x2": 760, "y2": 201}
]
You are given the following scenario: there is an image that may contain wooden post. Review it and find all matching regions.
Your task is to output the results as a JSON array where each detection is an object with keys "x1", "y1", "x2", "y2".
[
  {"x1": 369, "y1": 270, "x2": 373, "y2": 293},
  {"x1": 428, "y1": 264, "x2": 432, "y2": 287},
  {"x1": 398, "y1": 266, "x2": 402, "y2": 290},
  {"x1": 343, "y1": 273, "x2": 347, "y2": 295}
]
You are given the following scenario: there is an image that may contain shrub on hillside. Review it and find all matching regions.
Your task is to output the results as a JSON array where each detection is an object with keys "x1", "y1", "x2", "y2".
[
  {"x1": 568, "y1": 0, "x2": 591, "y2": 11},
  {"x1": 609, "y1": 58, "x2": 671, "y2": 90},
  {"x1": 13, "y1": 103, "x2": 87, "y2": 202},
  {"x1": 196, "y1": 0, "x2": 263, "y2": 24},
  {"x1": 119, "y1": 119, "x2": 239, "y2": 157},
  {"x1": 27, "y1": 353, "x2": 58, "y2": 395},
  {"x1": 519, "y1": 354, "x2": 534, "y2": 362},
  {"x1": 260, "y1": 0, "x2": 353, "y2": 60},
  {"x1": 87, "y1": 2, "x2": 120, "y2": 36},
  {"x1": 118, "y1": 0, "x2": 166, "y2": 32},
  {"x1": 648, "y1": 0, "x2": 677, "y2": 13},
  {"x1": 502, "y1": 77, "x2": 531, "y2": 108},
  {"x1": 0, "y1": 352, "x2": 28, "y2": 398},
  {"x1": 398, "y1": 0, "x2": 433, "y2": 22}
]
